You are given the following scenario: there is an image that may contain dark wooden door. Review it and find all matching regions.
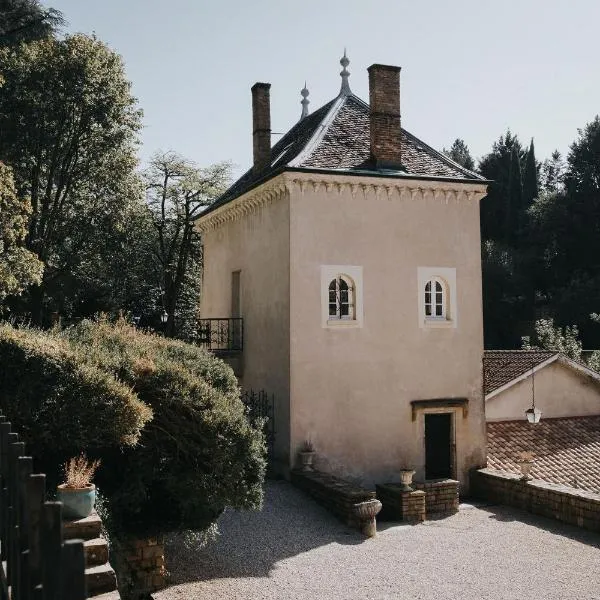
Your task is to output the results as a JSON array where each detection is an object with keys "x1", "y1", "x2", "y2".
[{"x1": 425, "y1": 413, "x2": 452, "y2": 479}]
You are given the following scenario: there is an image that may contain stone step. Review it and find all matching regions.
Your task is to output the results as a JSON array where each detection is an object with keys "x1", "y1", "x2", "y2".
[
  {"x1": 91, "y1": 591, "x2": 121, "y2": 600},
  {"x1": 86, "y1": 563, "x2": 118, "y2": 597},
  {"x1": 63, "y1": 512, "x2": 102, "y2": 540},
  {"x1": 84, "y1": 537, "x2": 109, "y2": 567}
]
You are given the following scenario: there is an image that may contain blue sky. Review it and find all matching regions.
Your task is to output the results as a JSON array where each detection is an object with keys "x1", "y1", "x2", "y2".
[{"x1": 42, "y1": 0, "x2": 600, "y2": 177}]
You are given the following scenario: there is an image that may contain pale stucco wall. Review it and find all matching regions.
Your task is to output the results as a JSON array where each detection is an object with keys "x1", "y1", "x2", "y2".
[
  {"x1": 199, "y1": 191, "x2": 291, "y2": 466},
  {"x1": 287, "y1": 172, "x2": 487, "y2": 491},
  {"x1": 486, "y1": 360, "x2": 600, "y2": 421}
]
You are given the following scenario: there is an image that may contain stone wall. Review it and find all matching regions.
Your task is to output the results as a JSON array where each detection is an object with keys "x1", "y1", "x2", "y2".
[
  {"x1": 118, "y1": 536, "x2": 166, "y2": 597},
  {"x1": 414, "y1": 479, "x2": 459, "y2": 516},
  {"x1": 471, "y1": 468, "x2": 600, "y2": 533},
  {"x1": 375, "y1": 484, "x2": 425, "y2": 523},
  {"x1": 291, "y1": 469, "x2": 375, "y2": 528}
]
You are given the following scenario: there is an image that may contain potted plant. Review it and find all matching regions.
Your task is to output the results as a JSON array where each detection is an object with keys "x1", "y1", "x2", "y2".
[
  {"x1": 57, "y1": 454, "x2": 101, "y2": 520},
  {"x1": 517, "y1": 451, "x2": 535, "y2": 481},
  {"x1": 299, "y1": 439, "x2": 315, "y2": 472},
  {"x1": 399, "y1": 468, "x2": 416, "y2": 492}
]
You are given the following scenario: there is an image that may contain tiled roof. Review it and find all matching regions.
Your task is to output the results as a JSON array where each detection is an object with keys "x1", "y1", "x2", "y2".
[
  {"x1": 483, "y1": 350, "x2": 558, "y2": 396},
  {"x1": 487, "y1": 417, "x2": 600, "y2": 494},
  {"x1": 211, "y1": 93, "x2": 485, "y2": 209}
]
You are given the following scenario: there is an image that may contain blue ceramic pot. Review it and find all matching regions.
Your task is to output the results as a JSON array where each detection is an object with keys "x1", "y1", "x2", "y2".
[{"x1": 57, "y1": 484, "x2": 96, "y2": 520}]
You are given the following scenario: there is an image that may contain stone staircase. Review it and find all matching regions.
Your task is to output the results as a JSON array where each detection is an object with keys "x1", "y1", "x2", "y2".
[{"x1": 63, "y1": 512, "x2": 119, "y2": 598}]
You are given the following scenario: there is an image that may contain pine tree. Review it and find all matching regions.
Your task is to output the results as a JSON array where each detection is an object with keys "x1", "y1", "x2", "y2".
[
  {"x1": 523, "y1": 138, "x2": 539, "y2": 208},
  {"x1": 443, "y1": 139, "x2": 475, "y2": 171}
]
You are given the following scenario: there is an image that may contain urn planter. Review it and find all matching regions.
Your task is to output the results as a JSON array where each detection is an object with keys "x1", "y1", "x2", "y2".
[
  {"x1": 399, "y1": 469, "x2": 416, "y2": 492},
  {"x1": 518, "y1": 460, "x2": 533, "y2": 481},
  {"x1": 352, "y1": 499, "x2": 382, "y2": 537},
  {"x1": 57, "y1": 483, "x2": 96, "y2": 519},
  {"x1": 300, "y1": 451, "x2": 315, "y2": 472}
]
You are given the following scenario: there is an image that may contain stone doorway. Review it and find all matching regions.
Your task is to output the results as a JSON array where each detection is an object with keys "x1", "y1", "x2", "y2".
[{"x1": 424, "y1": 413, "x2": 453, "y2": 479}]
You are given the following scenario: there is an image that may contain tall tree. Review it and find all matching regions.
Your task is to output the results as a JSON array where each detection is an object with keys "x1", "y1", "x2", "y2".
[
  {"x1": 0, "y1": 0, "x2": 64, "y2": 46},
  {"x1": 507, "y1": 144, "x2": 524, "y2": 242},
  {"x1": 0, "y1": 34, "x2": 143, "y2": 324},
  {"x1": 540, "y1": 150, "x2": 566, "y2": 194},
  {"x1": 443, "y1": 138, "x2": 475, "y2": 170},
  {"x1": 522, "y1": 138, "x2": 539, "y2": 209},
  {"x1": 144, "y1": 152, "x2": 231, "y2": 338},
  {"x1": 0, "y1": 161, "x2": 43, "y2": 303}
]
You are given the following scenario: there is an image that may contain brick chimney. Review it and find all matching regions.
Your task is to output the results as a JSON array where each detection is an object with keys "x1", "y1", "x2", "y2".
[
  {"x1": 367, "y1": 64, "x2": 402, "y2": 170},
  {"x1": 251, "y1": 82, "x2": 271, "y2": 174}
]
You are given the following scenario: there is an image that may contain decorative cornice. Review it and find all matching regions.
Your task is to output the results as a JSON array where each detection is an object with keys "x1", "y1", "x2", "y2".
[{"x1": 197, "y1": 172, "x2": 488, "y2": 233}]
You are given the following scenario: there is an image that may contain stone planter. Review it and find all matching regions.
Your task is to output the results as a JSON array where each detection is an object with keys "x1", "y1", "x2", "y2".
[
  {"x1": 400, "y1": 469, "x2": 416, "y2": 492},
  {"x1": 57, "y1": 483, "x2": 96, "y2": 519},
  {"x1": 518, "y1": 460, "x2": 533, "y2": 481},
  {"x1": 352, "y1": 499, "x2": 382, "y2": 537},
  {"x1": 300, "y1": 451, "x2": 315, "y2": 472}
]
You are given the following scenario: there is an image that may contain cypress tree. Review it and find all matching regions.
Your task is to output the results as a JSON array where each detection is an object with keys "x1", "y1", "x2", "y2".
[
  {"x1": 523, "y1": 138, "x2": 539, "y2": 208},
  {"x1": 506, "y1": 144, "x2": 523, "y2": 243}
]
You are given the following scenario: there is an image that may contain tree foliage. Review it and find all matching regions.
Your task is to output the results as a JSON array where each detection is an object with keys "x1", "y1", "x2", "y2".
[
  {"x1": 521, "y1": 318, "x2": 582, "y2": 360},
  {"x1": 0, "y1": 34, "x2": 143, "y2": 324},
  {"x1": 443, "y1": 138, "x2": 475, "y2": 171},
  {"x1": 0, "y1": 0, "x2": 64, "y2": 47},
  {"x1": 0, "y1": 162, "x2": 43, "y2": 302},
  {"x1": 143, "y1": 151, "x2": 230, "y2": 337}
]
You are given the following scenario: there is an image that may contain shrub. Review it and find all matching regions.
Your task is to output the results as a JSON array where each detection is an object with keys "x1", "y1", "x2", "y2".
[
  {"x1": 0, "y1": 324, "x2": 151, "y2": 467},
  {"x1": 61, "y1": 318, "x2": 266, "y2": 536}
]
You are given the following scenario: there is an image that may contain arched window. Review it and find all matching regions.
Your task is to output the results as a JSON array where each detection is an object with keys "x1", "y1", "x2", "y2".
[
  {"x1": 425, "y1": 278, "x2": 446, "y2": 319},
  {"x1": 328, "y1": 275, "x2": 355, "y2": 320}
]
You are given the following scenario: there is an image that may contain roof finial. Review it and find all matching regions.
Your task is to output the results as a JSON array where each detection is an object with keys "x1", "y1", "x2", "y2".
[
  {"x1": 339, "y1": 48, "x2": 351, "y2": 96},
  {"x1": 300, "y1": 81, "x2": 310, "y2": 120}
]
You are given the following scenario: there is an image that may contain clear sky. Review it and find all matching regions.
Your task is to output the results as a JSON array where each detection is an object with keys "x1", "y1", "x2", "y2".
[{"x1": 41, "y1": 0, "x2": 600, "y2": 177}]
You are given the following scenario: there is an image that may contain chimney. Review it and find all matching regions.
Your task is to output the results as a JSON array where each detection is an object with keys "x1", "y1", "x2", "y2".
[
  {"x1": 251, "y1": 82, "x2": 271, "y2": 174},
  {"x1": 367, "y1": 64, "x2": 402, "y2": 170}
]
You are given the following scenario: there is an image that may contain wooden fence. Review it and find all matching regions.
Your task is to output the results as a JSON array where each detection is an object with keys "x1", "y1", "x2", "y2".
[{"x1": 0, "y1": 414, "x2": 87, "y2": 600}]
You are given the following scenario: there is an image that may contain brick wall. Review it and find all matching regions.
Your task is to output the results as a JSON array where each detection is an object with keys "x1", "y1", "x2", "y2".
[
  {"x1": 368, "y1": 64, "x2": 402, "y2": 169},
  {"x1": 471, "y1": 468, "x2": 600, "y2": 533},
  {"x1": 251, "y1": 82, "x2": 271, "y2": 173},
  {"x1": 291, "y1": 469, "x2": 375, "y2": 528},
  {"x1": 118, "y1": 536, "x2": 166, "y2": 596},
  {"x1": 376, "y1": 484, "x2": 425, "y2": 523},
  {"x1": 414, "y1": 479, "x2": 459, "y2": 516}
]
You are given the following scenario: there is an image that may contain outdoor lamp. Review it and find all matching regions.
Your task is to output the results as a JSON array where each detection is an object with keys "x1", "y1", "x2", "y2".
[
  {"x1": 161, "y1": 310, "x2": 168, "y2": 324},
  {"x1": 525, "y1": 358, "x2": 542, "y2": 424},
  {"x1": 132, "y1": 315, "x2": 141, "y2": 326},
  {"x1": 525, "y1": 407, "x2": 542, "y2": 424}
]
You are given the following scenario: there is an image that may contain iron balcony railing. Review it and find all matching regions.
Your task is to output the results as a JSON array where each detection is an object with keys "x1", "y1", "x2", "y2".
[{"x1": 197, "y1": 318, "x2": 243, "y2": 354}]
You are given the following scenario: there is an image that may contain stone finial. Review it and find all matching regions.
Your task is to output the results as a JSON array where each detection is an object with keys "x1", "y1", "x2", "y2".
[
  {"x1": 300, "y1": 81, "x2": 310, "y2": 120},
  {"x1": 339, "y1": 48, "x2": 351, "y2": 96}
]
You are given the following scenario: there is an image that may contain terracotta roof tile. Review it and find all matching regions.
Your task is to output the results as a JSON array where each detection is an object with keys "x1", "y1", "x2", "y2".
[
  {"x1": 483, "y1": 350, "x2": 557, "y2": 395},
  {"x1": 487, "y1": 417, "x2": 600, "y2": 494}
]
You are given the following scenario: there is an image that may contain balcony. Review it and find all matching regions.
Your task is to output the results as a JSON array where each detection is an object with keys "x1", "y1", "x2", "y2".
[{"x1": 197, "y1": 318, "x2": 243, "y2": 356}]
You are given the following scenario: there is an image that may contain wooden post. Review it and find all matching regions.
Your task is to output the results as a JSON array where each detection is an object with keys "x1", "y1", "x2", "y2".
[
  {"x1": 26, "y1": 474, "x2": 45, "y2": 596},
  {"x1": 0, "y1": 423, "x2": 12, "y2": 561},
  {"x1": 60, "y1": 540, "x2": 87, "y2": 600},
  {"x1": 17, "y1": 457, "x2": 33, "y2": 600},
  {"x1": 7, "y1": 439, "x2": 23, "y2": 594},
  {"x1": 41, "y1": 502, "x2": 62, "y2": 600}
]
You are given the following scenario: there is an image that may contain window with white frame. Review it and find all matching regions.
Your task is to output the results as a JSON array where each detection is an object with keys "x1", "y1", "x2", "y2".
[
  {"x1": 321, "y1": 265, "x2": 364, "y2": 328},
  {"x1": 424, "y1": 278, "x2": 446, "y2": 319},
  {"x1": 328, "y1": 275, "x2": 355, "y2": 320},
  {"x1": 417, "y1": 267, "x2": 457, "y2": 328}
]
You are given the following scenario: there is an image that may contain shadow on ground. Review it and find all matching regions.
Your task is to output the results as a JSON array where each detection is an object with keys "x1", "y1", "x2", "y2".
[
  {"x1": 479, "y1": 502, "x2": 600, "y2": 549},
  {"x1": 164, "y1": 479, "x2": 364, "y2": 584}
]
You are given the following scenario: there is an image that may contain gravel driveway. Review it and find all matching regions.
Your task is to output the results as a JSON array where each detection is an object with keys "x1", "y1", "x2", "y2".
[{"x1": 155, "y1": 480, "x2": 600, "y2": 600}]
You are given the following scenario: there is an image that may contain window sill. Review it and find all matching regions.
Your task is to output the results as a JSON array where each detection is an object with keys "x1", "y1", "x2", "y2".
[
  {"x1": 423, "y1": 318, "x2": 454, "y2": 329},
  {"x1": 326, "y1": 319, "x2": 361, "y2": 328}
]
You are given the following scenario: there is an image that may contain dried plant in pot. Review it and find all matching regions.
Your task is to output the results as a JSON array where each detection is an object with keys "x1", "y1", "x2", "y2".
[
  {"x1": 57, "y1": 454, "x2": 101, "y2": 519},
  {"x1": 517, "y1": 451, "x2": 535, "y2": 481},
  {"x1": 299, "y1": 439, "x2": 315, "y2": 472}
]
